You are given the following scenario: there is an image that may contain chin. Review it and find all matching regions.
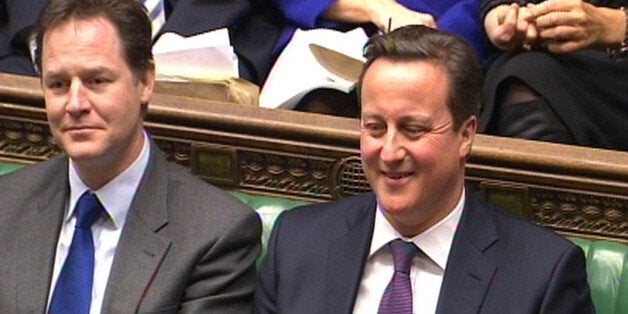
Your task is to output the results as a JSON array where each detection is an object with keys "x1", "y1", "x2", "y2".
[
  {"x1": 378, "y1": 194, "x2": 415, "y2": 215},
  {"x1": 62, "y1": 145, "x2": 104, "y2": 163}
]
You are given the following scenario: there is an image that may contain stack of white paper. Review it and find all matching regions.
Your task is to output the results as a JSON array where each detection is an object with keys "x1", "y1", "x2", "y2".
[
  {"x1": 259, "y1": 28, "x2": 368, "y2": 109},
  {"x1": 152, "y1": 28, "x2": 239, "y2": 81}
]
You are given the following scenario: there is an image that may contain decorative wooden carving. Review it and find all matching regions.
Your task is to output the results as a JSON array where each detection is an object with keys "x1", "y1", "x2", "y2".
[
  {"x1": 1, "y1": 73, "x2": 627, "y2": 244},
  {"x1": 0, "y1": 115, "x2": 60, "y2": 162},
  {"x1": 532, "y1": 189, "x2": 627, "y2": 241}
]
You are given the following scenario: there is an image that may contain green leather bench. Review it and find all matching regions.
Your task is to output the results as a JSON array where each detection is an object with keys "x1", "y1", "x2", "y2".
[
  {"x1": 0, "y1": 163, "x2": 22, "y2": 176},
  {"x1": 1, "y1": 163, "x2": 627, "y2": 313},
  {"x1": 569, "y1": 238, "x2": 628, "y2": 314},
  {"x1": 229, "y1": 191, "x2": 309, "y2": 268}
]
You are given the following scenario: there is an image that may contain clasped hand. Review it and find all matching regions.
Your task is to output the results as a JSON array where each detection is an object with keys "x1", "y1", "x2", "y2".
[{"x1": 486, "y1": 0, "x2": 613, "y2": 53}]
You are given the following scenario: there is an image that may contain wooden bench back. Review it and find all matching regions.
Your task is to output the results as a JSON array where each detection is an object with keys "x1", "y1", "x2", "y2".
[{"x1": 1, "y1": 73, "x2": 626, "y2": 244}]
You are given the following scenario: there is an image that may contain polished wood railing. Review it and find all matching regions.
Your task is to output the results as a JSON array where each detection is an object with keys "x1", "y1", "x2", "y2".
[{"x1": 1, "y1": 73, "x2": 626, "y2": 244}]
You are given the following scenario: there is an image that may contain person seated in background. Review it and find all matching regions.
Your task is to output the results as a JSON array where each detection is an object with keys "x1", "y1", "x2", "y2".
[
  {"x1": 0, "y1": 0, "x2": 283, "y2": 86},
  {"x1": 275, "y1": 0, "x2": 487, "y2": 61},
  {"x1": 0, "y1": 0, "x2": 261, "y2": 312},
  {"x1": 271, "y1": 0, "x2": 489, "y2": 117},
  {"x1": 254, "y1": 25, "x2": 593, "y2": 313},
  {"x1": 480, "y1": 0, "x2": 628, "y2": 151}
]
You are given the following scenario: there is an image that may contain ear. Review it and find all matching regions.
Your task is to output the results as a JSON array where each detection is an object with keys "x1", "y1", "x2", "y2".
[
  {"x1": 139, "y1": 62, "x2": 156, "y2": 105},
  {"x1": 458, "y1": 115, "x2": 477, "y2": 158}
]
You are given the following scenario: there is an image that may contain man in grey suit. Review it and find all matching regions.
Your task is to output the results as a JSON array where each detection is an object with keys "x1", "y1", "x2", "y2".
[
  {"x1": 254, "y1": 25, "x2": 594, "y2": 313},
  {"x1": 0, "y1": 0, "x2": 261, "y2": 312}
]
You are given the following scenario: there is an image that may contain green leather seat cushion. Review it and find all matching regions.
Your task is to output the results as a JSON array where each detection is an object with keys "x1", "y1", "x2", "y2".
[
  {"x1": 228, "y1": 191, "x2": 310, "y2": 267},
  {"x1": 570, "y1": 237, "x2": 628, "y2": 314},
  {"x1": 0, "y1": 163, "x2": 22, "y2": 176}
]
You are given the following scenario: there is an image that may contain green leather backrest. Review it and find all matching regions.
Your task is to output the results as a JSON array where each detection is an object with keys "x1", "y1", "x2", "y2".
[
  {"x1": 228, "y1": 191, "x2": 309, "y2": 268},
  {"x1": 0, "y1": 163, "x2": 22, "y2": 176},
  {"x1": 570, "y1": 237, "x2": 628, "y2": 314}
]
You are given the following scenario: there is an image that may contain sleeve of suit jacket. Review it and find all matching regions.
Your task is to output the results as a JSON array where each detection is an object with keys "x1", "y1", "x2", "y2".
[
  {"x1": 538, "y1": 244, "x2": 595, "y2": 313},
  {"x1": 252, "y1": 208, "x2": 285, "y2": 313},
  {"x1": 273, "y1": 0, "x2": 336, "y2": 28},
  {"x1": 178, "y1": 200, "x2": 263, "y2": 313},
  {"x1": 156, "y1": 166, "x2": 263, "y2": 313}
]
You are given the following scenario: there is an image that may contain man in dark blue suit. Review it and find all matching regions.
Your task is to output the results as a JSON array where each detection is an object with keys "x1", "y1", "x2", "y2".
[
  {"x1": 254, "y1": 25, "x2": 594, "y2": 313},
  {"x1": 0, "y1": 0, "x2": 282, "y2": 85}
]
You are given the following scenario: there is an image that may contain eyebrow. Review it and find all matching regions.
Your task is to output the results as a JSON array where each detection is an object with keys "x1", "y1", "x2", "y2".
[
  {"x1": 398, "y1": 115, "x2": 431, "y2": 125},
  {"x1": 361, "y1": 112, "x2": 431, "y2": 124},
  {"x1": 43, "y1": 66, "x2": 112, "y2": 82},
  {"x1": 360, "y1": 113, "x2": 381, "y2": 120},
  {"x1": 42, "y1": 71, "x2": 64, "y2": 83}
]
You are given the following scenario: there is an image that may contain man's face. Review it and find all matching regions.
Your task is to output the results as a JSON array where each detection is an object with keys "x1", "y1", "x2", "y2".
[
  {"x1": 360, "y1": 58, "x2": 476, "y2": 237},
  {"x1": 41, "y1": 16, "x2": 154, "y2": 179}
]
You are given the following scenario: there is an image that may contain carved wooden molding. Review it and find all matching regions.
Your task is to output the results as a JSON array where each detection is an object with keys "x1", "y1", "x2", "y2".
[
  {"x1": 1, "y1": 73, "x2": 627, "y2": 244},
  {"x1": 532, "y1": 189, "x2": 627, "y2": 241}
]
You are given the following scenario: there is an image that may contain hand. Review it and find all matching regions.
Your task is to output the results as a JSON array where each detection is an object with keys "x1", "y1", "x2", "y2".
[
  {"x1": 485, "y1": 3, "x2": 538, "y2": 52},
  {"x1": 322, "y1": 0, "x2": 436, "y2": 32},
  {"x1": 379, "y1": 1, "x2": 437, "y2": 32},
  {"x1": 528, "y1": 0, "x2": 623, "y2": 53}
]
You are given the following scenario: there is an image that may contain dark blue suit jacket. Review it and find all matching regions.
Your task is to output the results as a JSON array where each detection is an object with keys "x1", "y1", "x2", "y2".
[
  {"x1": 254, "y1": 190, "x2": 594, "y2": 313},
  {"x1": 0, "y1": 0, "x2": 283, "y2": 85}
]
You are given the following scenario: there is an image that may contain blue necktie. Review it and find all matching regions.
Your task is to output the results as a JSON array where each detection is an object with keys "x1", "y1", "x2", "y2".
[
  {"x1": 378, "y1": 239, "x2": 419, "y2": 314},
  {"x1": 49, "y1": 191, "x2": 104, "y2": 314}
]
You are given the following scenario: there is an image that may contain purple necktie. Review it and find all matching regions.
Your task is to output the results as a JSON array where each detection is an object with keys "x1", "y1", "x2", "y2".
[{"x1": 378, "y1": 239, "x2": 419, "y2": 314}]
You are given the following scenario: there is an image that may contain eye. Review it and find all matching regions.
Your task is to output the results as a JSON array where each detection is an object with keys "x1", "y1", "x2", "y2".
[
  {"x1": 402, "y1": 125, "x2": 427, "y2": 138},
  {"x1": 362, "y1": 121, "x2": 386, "y2": 137},
  {"x1": 88, "y1": 76, "x2": 109, "y2": 86},
  {"x1": 45, "y1": 80, "x2": 69, "y2": 93}
]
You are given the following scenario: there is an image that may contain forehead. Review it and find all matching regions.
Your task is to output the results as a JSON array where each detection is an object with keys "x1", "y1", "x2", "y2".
[
  {"x1": 42, "y1": 15, "x2": 123, "y2": 56},
  {"x1": 41, "y1": 16, "x2": 127, "y2": 72},
  {"x1": 51, "y1": 15, "x2": 118, "y2": 38},
  {"x1": 360, "y1": 58, "x2": 451, "y2": 116},
  {"x1": 362, "y1": 57, "x2": 449, "y2": 87}
]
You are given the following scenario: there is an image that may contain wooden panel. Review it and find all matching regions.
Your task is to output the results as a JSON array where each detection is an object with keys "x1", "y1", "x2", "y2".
[{"x1": 1, "y1": 73, "x2": 626, "y2": 243}]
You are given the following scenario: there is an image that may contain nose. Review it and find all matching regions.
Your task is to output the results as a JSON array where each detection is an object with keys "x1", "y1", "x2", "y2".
[
  {"x1": 66, "y1": 79, "x2": 90, "y2": 116},
  {"x1": 380, "y1": 130, "x2": 405, "y2": 163}
]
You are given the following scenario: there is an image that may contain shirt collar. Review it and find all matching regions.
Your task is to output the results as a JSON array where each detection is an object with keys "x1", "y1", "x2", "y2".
[
  {"x1": 369, "y1": 187, "x2": 466, "y2": 270},
  {"x1": 67, "y1": 131, "x2": 151, "y2": 229}
]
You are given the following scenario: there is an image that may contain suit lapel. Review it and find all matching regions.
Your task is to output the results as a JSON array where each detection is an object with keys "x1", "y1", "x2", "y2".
[
  {"x1": 325, "y1": 194, "x2": 376, "y2": 313},
  {"x1": 102, "y1": 144, "x2": 172, "y2": 313},
  {"x1": 16, "y1": 158, "x2": 69, "y2": 312},
  {"x1": 436, "y1": 192, "x2": 499, "y2": 313}
]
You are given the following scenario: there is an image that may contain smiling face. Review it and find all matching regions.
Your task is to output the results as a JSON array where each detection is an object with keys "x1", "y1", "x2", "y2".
[
  {"x1": 360, "y1": 58, "x2": 476, "y2": 237},
  {"x1": 41, "y1": 16, "x2": 154, "y2": 189}
]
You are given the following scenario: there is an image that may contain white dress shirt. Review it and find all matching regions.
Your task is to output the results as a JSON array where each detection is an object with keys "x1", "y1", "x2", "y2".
[
  {"x1": 353, "y1": 189, "x2": 465, "y2": 314},
  {"x1": 47, "y1": 132, "x2": 151, "y2": 314}
]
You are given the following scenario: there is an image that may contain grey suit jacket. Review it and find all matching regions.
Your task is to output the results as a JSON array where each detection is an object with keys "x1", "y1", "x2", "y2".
[
  {"x1": 254, "y1": 190, "x2": 594, "y2": 313},
  {"x1": 0, "y1": 140, "x2": 262, "y2": 313}
]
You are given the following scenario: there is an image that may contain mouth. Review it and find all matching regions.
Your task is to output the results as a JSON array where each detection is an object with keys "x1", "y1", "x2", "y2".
[
  {"x1": 62, "y1": 126, "x2": 102, "y2": 137},
  {"x1": 381, "y1": 171, "x2": 414, "y2": 179},
  {"x1": 63, "y1": 125, "x2": 100, "y2": 132}
]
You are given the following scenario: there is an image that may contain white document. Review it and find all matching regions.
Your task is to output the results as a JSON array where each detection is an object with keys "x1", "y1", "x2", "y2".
[
  {"x1": 152, "y1": 29, "x2": 239, "y2": 81},
  {"x1": 259, "y1": 28, "x2": 368, "y2": 109}
]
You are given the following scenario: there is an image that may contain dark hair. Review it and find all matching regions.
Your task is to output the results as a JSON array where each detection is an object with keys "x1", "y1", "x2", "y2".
[
  {"x1": 358, "y1": 25, "x2": 482, "y2": 131},
  {"x1": 34, "y1": 0, "x2": 153, "y2": 80}
]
